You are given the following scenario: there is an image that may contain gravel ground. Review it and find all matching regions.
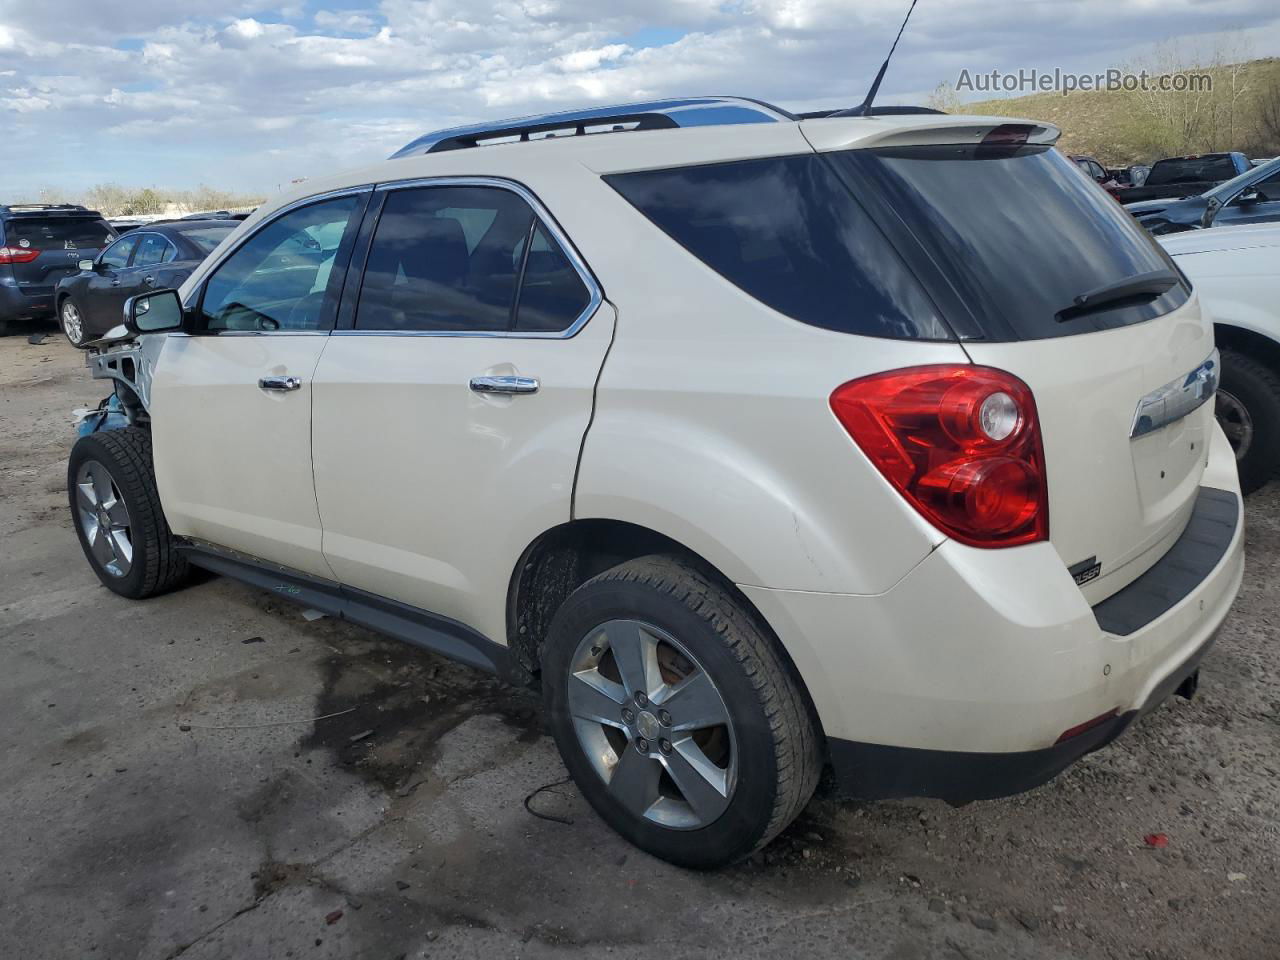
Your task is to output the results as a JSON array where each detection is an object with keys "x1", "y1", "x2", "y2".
[{"x1": 1, "y1": 329, "x2": 1277, "y2": 960}]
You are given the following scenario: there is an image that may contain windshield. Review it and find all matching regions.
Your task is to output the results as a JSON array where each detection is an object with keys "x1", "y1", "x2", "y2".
[
  {"x1": 1146, "y1": 156, "x2": 1237, "y2": 186},
  {"x1": 1205, "y1": 155, "x2": 1280, "y2": 202}
]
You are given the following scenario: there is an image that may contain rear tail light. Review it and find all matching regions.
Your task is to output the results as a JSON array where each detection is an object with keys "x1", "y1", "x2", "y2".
[
  {"x1": 830, "y1": 365, "x2": 1049, "y2": 548},
  {"x1": 981, "y1": 124, "x2": 1034, "y2": 146},
  {"x1": 0, "y1": 246, "x2": 41, "y2": 264}
]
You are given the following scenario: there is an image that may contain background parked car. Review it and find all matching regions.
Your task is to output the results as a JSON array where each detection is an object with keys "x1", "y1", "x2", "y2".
[
  {"x1": 1161, "y1": 222, "x2": 1280, "y2": 493},
  {"x1": 0, "y1": 204, "x2": 115, "y2": 335},
  {"x1": 54, "y1": 219, "x2": 237, "y2": 346},
  {"x1": 1070, "y1": 155, "x2": 1122, "y2": 197},
  {"x1": 1115, "y1": 152, "x2": 1252, "y2": 204},
  {"x1": 1128, "y1": 156, "x2": 1280, "y2": 235}
]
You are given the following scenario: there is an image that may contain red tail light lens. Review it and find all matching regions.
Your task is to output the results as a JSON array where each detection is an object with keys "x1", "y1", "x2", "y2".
[
  {"x1": 0, "y1": 246, "x2": 41, "y2": 264},
  {"x1": 830, "y1": 365, "x2": 1049, "y2": 547}
]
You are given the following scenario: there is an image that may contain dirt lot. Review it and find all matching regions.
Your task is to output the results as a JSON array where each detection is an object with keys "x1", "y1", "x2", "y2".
[{"x1": 1, "y1": 329, "x2": 1277, "y2": 960}]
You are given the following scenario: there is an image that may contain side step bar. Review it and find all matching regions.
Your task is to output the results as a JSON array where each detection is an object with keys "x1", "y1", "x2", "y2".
[{"x1": 178, "y1": 542, "x2": 511, "y2": 677}]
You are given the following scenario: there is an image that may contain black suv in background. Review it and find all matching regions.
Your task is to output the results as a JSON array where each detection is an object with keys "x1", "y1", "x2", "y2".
[{"x1": 0, "y1": 205, "x2": 116, "y2": 334}]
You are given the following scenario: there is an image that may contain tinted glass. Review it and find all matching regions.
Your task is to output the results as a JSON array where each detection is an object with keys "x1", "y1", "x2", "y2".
[
  {"x1": 356, "y1": 186, "x2": 534, "y2": 332},
  {"x1": 515, "y1": 222, "x2": 592, "y2": 332},
  {"x1": 1146, "y1": 156, "x2": 1237, "y2": 186},
  {"x1": 606, "y1": 155, "x2": 950, "y2": 340},
  {"x1": 100, "y1": 235, "x2": 139, "y2": 269},
  {"x1": 133, "y1": 233, "x2": 173, "y2": 267},
  {"x1": 200, "y1": 195, "x2": 359, "y2": 332},
  {"x1": 176, "y1": 224, "x2": 236, "y2": 256},
  {"x1": 7, "y1": 217, "x2": 114, "y2": 250},
  {"x1": 832, "y1": 145, "x2": 1190, "y2": 341}
]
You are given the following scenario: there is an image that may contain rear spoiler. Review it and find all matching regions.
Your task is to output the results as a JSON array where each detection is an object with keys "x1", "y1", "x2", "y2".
[{"x1": 800, "y1": 114, "x2": 1061, "y2": 152}]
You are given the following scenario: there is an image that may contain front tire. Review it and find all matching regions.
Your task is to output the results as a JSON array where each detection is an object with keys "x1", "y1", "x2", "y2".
[
  {"x1": 1217, "y1": 348, "x2": 1280, "y2": 495},
  {"x1": 68, "y1": 427, "x2": 189, "y2": 598},
  {"x1": 542, "y1": 555, "x2": 821, "y2": 868},
  {"x1": 59, "y1": 297, "x2": 87, "y2": 347}
]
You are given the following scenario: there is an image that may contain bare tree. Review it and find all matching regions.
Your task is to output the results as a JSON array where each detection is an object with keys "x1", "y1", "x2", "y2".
[{"x1": 926, "y1": 81, "x2": 962, "y2": 114}]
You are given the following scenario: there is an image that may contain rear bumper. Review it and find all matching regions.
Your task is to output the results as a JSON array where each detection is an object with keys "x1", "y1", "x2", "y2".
[
  {"x1": 0, "y1": 281, "x2": 55, "y2": 321},
  {"x1": 826, "y1": 625, "x2": 1217, "y2": 804},
  {"x1": 741, "y1": 422, "x2": 1244, "y2": 801}
]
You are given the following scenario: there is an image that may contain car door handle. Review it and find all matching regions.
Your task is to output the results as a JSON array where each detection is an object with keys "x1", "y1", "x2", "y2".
[
  {"x1": 143, "y1": 276, "x2": 154, "y2": 285},
  {"x1": 469, "y1": 375, "x2": 539, "y2": 395},
  {"x1": 259, "y1": 376, "x2": 302, "y2": 392},
  {"x1": 110, "y1": 278, "x2": 120, "y2": 286}
]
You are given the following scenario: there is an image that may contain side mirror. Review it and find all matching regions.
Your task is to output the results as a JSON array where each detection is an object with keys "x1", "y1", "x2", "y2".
[
  {"x1": 78, "y1": 259, "x2": 96, "y2": 272},
  {"x1": 124, "y1": 288, "x2": 185, "y2": 335}
]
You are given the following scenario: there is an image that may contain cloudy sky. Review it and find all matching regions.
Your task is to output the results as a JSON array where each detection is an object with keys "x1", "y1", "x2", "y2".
[{"x1": 3, "y1": 0, "x2": 1279, "y2": 197}]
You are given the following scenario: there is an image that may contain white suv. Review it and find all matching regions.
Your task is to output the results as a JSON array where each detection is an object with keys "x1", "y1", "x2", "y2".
[{"x1": 70, "y1": 98, "x2": 1244, "y2": 868}]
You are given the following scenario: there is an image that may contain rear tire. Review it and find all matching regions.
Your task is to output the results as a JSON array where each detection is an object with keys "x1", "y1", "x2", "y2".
[
  {"x1": 59, "y1": 297, "x2": 88, "y2": 347},
  {"x1": 542, "y1": 555, "x2": 821, "y2": 868},
  {"x1": 68, "y1": 427, "x2": 190, "y2": 598},
  {"x1": 1217, "y1": 349, "x2": 1280, "y2": 495}
]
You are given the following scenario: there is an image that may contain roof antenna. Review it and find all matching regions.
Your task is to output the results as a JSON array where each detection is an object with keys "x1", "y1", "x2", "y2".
[{"x1": 831, "y1": 0, "x2": 921, "y2": 117}]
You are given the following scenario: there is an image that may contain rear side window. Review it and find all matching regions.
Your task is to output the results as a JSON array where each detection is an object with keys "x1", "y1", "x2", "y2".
[
  {"x1": 133, "y1": 233, "x2": 174, "y2": 267},
  {"x1": 7, "y1": 217, "x2": 114, "y2": 250},
  {"x1": 832, "y1": 145, "x2": 1190, "y2": 341},
  {"x1": 605, "y1": 155, "x2": 951, "y2": 340},
  {"x1": 177, "y1": 225, "x2": 235, "y2": 256},
  {"x1": 355, "y1": 185, "x2": 592, "y2": 334}
]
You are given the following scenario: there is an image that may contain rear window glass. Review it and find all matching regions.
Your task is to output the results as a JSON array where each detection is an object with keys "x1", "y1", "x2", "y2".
[
  {"x1": 176, "y1": 224, "x2": 235, "y2": 255},
  {"x1": 605, "y1": 155, "x2": 952, "y2": 340},
  {"x1": 831, "y1": 145, "x2": 1190, "y2": 341},
  {"x1": 1146, "y1": 156, "x2": 1237, "y2": 186},
  {"x1": 6, "y1": 218, "x2": 115, "y2": 250}
]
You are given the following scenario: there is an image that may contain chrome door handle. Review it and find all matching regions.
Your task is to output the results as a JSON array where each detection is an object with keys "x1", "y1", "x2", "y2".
[
  {"x1": 110, "y1": 279, "x2": 120, "y2": 286},
  {"x1": 259, "y1": 376, "x2": 302, "y2": 392},
  {"x1": 143, "y1": 275, "x2": 154, "y2": 285},
  {"x1": 469, "y1": 375, "x2": 539, "y2": 395}
]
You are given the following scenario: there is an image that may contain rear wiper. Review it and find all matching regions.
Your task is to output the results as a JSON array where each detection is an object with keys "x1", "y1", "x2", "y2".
[{"x1": 1058, "y1": 269, "x2": 1180, "y2": 322}]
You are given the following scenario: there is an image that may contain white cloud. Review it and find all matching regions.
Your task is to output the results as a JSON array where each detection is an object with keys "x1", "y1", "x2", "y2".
[{"x1": 2, "y1": 0, "x2": 1279, "y2": 195}]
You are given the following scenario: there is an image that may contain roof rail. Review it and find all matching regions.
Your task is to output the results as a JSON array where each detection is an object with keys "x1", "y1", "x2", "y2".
[{"x1": 390, "y1": 97, "x2": 796, "y2": 158}]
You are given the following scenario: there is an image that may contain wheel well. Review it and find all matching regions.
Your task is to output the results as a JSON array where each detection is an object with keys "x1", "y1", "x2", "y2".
[
  {"x1": 505, "y1": 519, "x2": 817, "y2": 723},
  {"x1": 1215, "y1": 324, "x2": 1280, "y2": 374}
]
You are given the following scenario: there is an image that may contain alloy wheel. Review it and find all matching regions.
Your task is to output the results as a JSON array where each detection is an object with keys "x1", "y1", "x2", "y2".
[
  {"x1": 75, "y1": 459, "x2": 134, "y2": 578},
  {"x1": 566, "y1": 619, "x2": 737, "y2": 830},
  {"x1": 1216, "y1": 389, "x2": 1253, "y2": 462},
  {"x1": 61, "y1": 300, "x2": 84, "y2": 345}
]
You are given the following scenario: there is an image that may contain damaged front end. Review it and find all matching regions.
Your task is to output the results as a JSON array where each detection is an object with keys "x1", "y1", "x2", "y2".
[{"x1": 78, "y1": 331, "x2": 165, "y2": 432}]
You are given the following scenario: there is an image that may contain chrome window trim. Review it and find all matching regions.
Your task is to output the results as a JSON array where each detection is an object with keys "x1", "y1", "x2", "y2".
[
  {"x1": 331, "y1": 175, "x2": 603, "y2": 341},
  {"x1": 183, "y1": 185, "x2": 374, "y2": 334}
]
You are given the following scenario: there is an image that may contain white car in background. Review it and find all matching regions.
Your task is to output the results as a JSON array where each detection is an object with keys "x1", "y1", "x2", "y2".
[{"x1": 1161, "y1": 223, "x2": 1280, "y2": 492}]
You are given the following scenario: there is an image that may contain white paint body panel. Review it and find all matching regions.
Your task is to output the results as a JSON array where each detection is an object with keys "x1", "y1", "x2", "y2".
[
  {"x1": 151, "y1": 333, "x2": 335, "y2": 579},
  {"x1": 1160, "y1": 223, "x2": 1280, "y2": 345},
  {"x1": 310, "y1": 305, "x2": 615, "y2": 644}
]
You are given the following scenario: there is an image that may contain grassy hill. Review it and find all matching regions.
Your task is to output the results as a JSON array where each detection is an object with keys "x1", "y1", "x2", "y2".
[{"x1": 957, "y1": 57, "x2": 1280, "y2": 166}]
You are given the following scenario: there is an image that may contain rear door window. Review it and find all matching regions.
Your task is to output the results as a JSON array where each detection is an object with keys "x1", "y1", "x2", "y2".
[
  {"x1": 354, "y1": 185, "x2": 592, "y2": 335},
  {"x1": 831, "y1": 144, "x2": 1191, "y2": 341},
  {"x1": 7, "y1": 218, "x2": 115, "y2": 250},
  {"x1": 605, "y1": 155, "x2": 951, "y2": 340},
  {"x1": 133, "y1": 233, "x2": 174, "y2": 267}
]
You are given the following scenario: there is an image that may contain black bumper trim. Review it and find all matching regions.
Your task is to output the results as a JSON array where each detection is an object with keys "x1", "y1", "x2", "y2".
[
  {"x1": 1092, "y1": 487, "x2": 1238, "y2": 636},
  {"x1": 827, "y1": 628, "x2": 1219, "y2": 805}
]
